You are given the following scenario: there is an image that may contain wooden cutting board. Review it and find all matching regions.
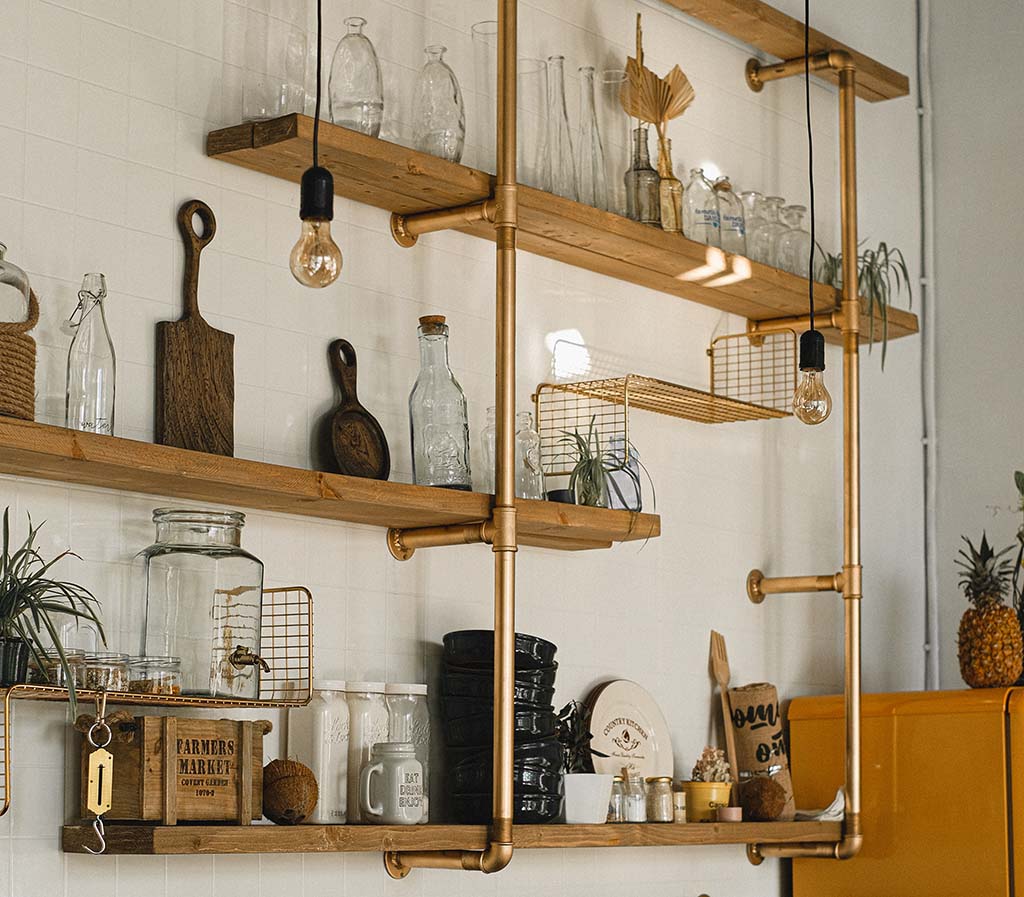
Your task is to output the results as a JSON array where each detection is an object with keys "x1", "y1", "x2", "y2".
[
  {"x1": 155, "y1": 200, "x2": 234, "y2": 456},
  {"x1": 323, "y1": 339, "x2": 390, "y2": 480}
]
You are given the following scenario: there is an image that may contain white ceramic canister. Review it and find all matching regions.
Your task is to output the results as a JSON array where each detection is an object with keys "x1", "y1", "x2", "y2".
[
  {"x1": 346, "y1": 682, "x2": 389, "y2": 823},
  {"x1": 385, "y1": 683, "x2": 430, "y2": 822},
  {"x1": 287, "y1": 680, "x2": 350, "y2": 824},
  {"x1": 359, "y1": 741, "x2": 424, "y2": 825}
]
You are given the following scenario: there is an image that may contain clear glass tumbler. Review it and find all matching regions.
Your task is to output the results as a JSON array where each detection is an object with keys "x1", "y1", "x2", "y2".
[
  {"x1": 413, "y1": 45, "x2": 465, "y2": 163},
  {"x1": 329, "y1": 16, "x2": 384, "y2": 136},
  {"x1": 241, "y1": 0, "x2": 307, "y2": 121}
]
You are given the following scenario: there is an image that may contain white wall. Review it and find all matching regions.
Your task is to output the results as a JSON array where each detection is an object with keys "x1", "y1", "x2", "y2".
[
  {"x1": 0, "y1": 1, "x2": 923, "y2": 895},
  {"x1": 929, "y1": 0, "x2": 1024, "y2": 689}
]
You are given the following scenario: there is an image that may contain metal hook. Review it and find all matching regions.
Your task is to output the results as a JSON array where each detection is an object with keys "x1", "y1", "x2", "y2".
[
  {"x1": 93, "y1": 689, "x2": 108, "y2": 724},
  {"x1": 83, "y1": 817, "x2": 106, "y2": 855}
]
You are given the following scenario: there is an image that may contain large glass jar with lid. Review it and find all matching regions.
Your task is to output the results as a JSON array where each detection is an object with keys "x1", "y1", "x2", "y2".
[
  {"x1": 136, "y1": 509, "x2": 264, "y2": 700},
  {"x1": 288, "y1": 681, "x2": 350, "y2": 824},
  {"x1": 385, "y1": 683, "x2": 431, "y2": 822},
  {"x1": 346, "y1": 682, "x2": 389, "y2": 823}
]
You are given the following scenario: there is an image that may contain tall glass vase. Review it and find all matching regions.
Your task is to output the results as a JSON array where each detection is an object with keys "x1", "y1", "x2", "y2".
[
  {"x1": 65, "y1": 273, "x2": 115, "y2": 435},
  {"x1": 624, "y1": 125, "x2": 660, "y2": 226},
  {"x1": 413, "y1": 46, "x2": 465, "y2": 163},
  {"x1": 542, "y1": 56, "x2": 577, "y2": 201},
  {"x1": 239, "y1": 0, "x2": 307, "y2": 122},
  {"x1": 656, "y1": 136, "x2": 682, "y2": 233},
  {"x1": 576, "y1": 66, "x2": 608, "y2": 211},
  {"x1": 600, "y1": 69, "x2": 630, "y2": 217},
  {"x1": 328, "y1": 16, "x2": 383, "y2": 137}
]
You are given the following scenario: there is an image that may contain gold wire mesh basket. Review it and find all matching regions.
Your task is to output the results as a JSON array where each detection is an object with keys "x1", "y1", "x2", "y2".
[
  {"x1": 0, "y1": 586, "x2": 313, "y2": 818},
  {"x1": 534, "y1": 333, "x2": 795, "y2": 476}
]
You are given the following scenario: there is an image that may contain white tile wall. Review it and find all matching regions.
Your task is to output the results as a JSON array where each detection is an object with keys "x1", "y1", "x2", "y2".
[{"x1": 0, "y1": 1, "x2": 924, "y2": 895}]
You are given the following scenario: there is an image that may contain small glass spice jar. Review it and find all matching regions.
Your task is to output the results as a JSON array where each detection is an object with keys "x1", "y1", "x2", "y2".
[
  {"x1": 607, "y1": 775, "x2": 625, "y2": 822},
  {"x1": 29, "y1": 650, "x2": 85, "y2": 687},
  {"x1": 673, "y1": 788, "x2": 687, "y2": 823},
  {"x1": 623, "y1": 771, "x2": 647, "y2": 822},
  {"x1": 127, "y1": 656, "x2": 182, "y2": 695},
  {"x1": 646, "y1": 776, "x2": 674, "y2": 822},
  {"x1": 83, "y1": 652, "x2": 129, "y2": 692}
]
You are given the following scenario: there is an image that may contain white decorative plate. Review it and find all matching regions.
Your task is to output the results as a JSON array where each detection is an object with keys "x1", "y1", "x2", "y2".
[{"x1": 586, "y1": 679, "x2": 673, "y2": 778}]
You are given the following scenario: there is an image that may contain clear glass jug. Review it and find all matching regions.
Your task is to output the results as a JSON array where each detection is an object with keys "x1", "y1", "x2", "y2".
[
  {"x1": 413, "y1": 46, "x2": 465, "y2": 163},
  {"x1": 136, "y1": 509, "x2": 264, "y2": 700},
  {"x1": 329, "y1": 17, "x2": 383, "y2": 136},
  {"x1": 714, "y1": 177, "x2": 747, "y2": 256},
  {"x1": 65, "y1": 273, "x2": 116, "y2": 436},
  {"x1": 683, "y1": 168, "x2": 720, "y2": 246}
]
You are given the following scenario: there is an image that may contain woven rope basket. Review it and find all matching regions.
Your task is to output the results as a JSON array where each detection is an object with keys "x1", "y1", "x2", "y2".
[{"x1": 0, "y1": 289, "x2": 39, "y2": 421}]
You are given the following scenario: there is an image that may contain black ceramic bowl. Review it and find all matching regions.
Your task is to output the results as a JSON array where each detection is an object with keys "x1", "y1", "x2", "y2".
[
  {"x1": 449, "y1": 757, "x2": 563, "y2": 795},
  {"x1": 443, "y1": 630, "x2": 558, "y2": 670},
  {"x1": 446, "y1": 736, "x2": 564, "y2": 771},
  {"x1": 441, "y1": 668, "x2": 556, "y2": 706},
  {"x1": 444, "y1": 709, "x2": 558, "y2": 748},
  {"x1": 443, "y1": 661, "x2": 559, "y2": 690},
  {"x1": 450, "y1": 792, "x2": 563, "y2": 824},
  {"x1": 441, "y1": 694, "x2": 553, "y2": 721}
]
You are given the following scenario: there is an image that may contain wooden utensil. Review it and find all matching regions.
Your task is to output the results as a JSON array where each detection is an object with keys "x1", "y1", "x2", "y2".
[
  {"x1": 709, "y1": 630, "x2": 740, "y2": 803},
  {"x1": 325, "y1": 338, "x2": 390, "y2": 480},
  {"x1": 156, "y1": 200, "x2": 234, "y2": 456}
]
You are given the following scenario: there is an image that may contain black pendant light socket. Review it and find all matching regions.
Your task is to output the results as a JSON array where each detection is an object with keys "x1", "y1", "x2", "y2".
[
  {"x1": 799, "y1": 328, "x2": 826, "y2": 372},
  {"x1": 299, "y1": 165, "x2": 334, "y2": 221}
]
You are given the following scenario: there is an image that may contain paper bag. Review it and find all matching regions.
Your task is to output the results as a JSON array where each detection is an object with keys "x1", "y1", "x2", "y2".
[{"x1": 727, "y1": 682, "x2": 795, "y2": 820}]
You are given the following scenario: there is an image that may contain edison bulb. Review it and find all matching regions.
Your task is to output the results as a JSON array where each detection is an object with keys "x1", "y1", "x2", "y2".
[
  {"x1": 290, "y1": 219, "x2": 342, "y2": 288},
  {"x1": 792, "y1": 370, "x2": 832, "y2": 425}
]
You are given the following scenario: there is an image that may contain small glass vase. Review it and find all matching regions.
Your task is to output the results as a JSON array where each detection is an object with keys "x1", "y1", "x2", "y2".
[
  {"x1": 600, "y1": 69, "x2": 630, "y2": 217},
  {"x1": 576, "y1": 66, "x2": 608, "y2": 211},
  {"x1": 329, "y1": 16, "x2": 383, "y2": 137},
  {"x1": 748, "y1": 195, "x2": 787, "y2": 267},
  {"x1": 240, "y1": 0, "x2": 307, "y2": 121},
  {"x1": 515, "y1": 411, "x2": 545, "y2": 500},
  {"x1": 65, "y1": 273, "x2": 115, "y2": 436},
  {"x1": 777, "y1": 204, "x2": 811, "y2": 276},
  {"x1": 625, "y1": 125, "x2": 660, "y2": 226},
  {"x1": 413, "y1": 45, "x2": 465, "y2": 163},
  {"x1": 656, "y1": 136, "x2": 682, "y2": 234},
  {"x1": 542, "y1": 55, "x2": 578, "y2": 201}
]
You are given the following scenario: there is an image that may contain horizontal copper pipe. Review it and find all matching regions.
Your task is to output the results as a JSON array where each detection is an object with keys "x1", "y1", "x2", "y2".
[
  {"x1": 746, "y1": 310, "x2": 841, "y2": 337},
  {"x1": 386, "y1": 521, "x2": 494, "y2": 561},
  {"x1": 390, "y1": 200, "x2": 496, "y2": 247},
  {"x1": 747, "y1": 569, "x2": 843, "y2": 603},
  {"x1": 746, "y1": 49, "x2": 854, "y2": 92}
]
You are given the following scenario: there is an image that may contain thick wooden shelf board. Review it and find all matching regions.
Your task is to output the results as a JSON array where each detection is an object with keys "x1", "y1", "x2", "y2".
[
  {"x1": 61, "y1": 821, "x2": 842, "y2": 855},
  {"x1": 662, "y1": 0, "x2": 910, "y2": 101},
  {"x1": 0, "y1": 420, "x2": 657, "y2": 551},
  {"x1": 207, "y1": 115, "x2": 918, "y2": 347}
]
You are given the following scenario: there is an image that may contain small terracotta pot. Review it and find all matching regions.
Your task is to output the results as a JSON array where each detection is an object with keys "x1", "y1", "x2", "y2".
[
  {"x1": 683, "y1": 781, "x2": 732, "y2": 822},
  {"x1": 716, "y1": 805, "x2": 742, "y2": 822}
]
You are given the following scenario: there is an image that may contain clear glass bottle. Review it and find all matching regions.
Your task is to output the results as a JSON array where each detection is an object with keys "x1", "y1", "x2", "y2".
[
  {"x1": 656, "y1": 136, "x2": 683, "y2": 234},
  {"x1": 515, "y1": 411, "x2": 545, "y2": 500},
  {"x1": 65, "y1": 273, "x2": 116, "y2": 436},
  {"x1": 600, "y1": 69, "x2": 630, "y2": 217},
  {"x1": 777, "y1": 204, "x2": 811, "y2": 276},
  {"x1": 345, "y1": 682, "x2": 389, "y2": 824},
  {"x1": 542, "y1": 55, "x2": 577, "y2": 201},
  {"x1": 413, "y1": 46, "x2": 465, "y2": 163},
  {"x1": 625, "y1": 125, "x2": 660, "y2": 225},
  {"x1": 683, "y1": 168, "x2": 720, "y2": 246},
  {"x1": 646, "y1": 776, "x2": 674, "y2": 822},
  {"x1": 623, "y1": 771, "x2": 647, "y2": 822},
  {"x1": 748, "y1": 195, "x2": 787, "y2": 267},
  {"x1": 329, "y1": 16, "x2": 383, "y2": 137},
  {"x1": 738, "y1": 190, "x2": 765, "y2": 253},
  {"x1": 606, "y1": 435, "x2": 641, "y2": 511},
  {"x1": 289, "y1": 680, "x2": 350, "y2": 824},
  {"x1": 386, "y1": 683, "x2": 431, "y2": 823},
  {"x1": 409, "y1": 315, "x2": 472, "y2": 490},
  {"x1": 608, "y1": 774, "x2": 625, "y2": 822},
  {"x1": 480, "y1": 405, "x2": 496, "y2": 494},
  {"x1": 714, "y1": 177, "x2": 746, "y2": 256},
  {"x1": 576, "y1": 66, "x2": 608, "y2": 211},
  {"x1": 136, "y1": 509, "x2": 264, "y2": 700}
]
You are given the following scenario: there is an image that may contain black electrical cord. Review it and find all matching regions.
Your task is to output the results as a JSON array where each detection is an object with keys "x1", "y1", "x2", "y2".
[
  {"x1": 805, "y1": 0, "x2": 816, "y2": 332},
  {"x1": 313, "y1": 0, "x2": 322, "y2": 164}
]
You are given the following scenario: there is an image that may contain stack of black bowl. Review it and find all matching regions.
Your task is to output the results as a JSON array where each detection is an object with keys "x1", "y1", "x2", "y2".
[{"x1": 442, "y1": 629, "x2": 563, "y2": 824}]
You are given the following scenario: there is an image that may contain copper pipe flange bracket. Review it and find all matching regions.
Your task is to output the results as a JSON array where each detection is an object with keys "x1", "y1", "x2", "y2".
[
  {"x1": 746, "y1": 843, "x2": 765, "y2": 866},
  {"x1": 745, "y1": 58, "x2": 764, "y2": 92},
  {"x1": 390, "y1": 213, "x2": 418, "y2": 248},
  {"x1": 747, "y1": 569, "x2": 766, "y2": 604},
  {"x1": 384, "y1": 851, "x2": 411, "y2": 879},
  {"x1": 387, "y1": 528, "x2": 415, "y2": 561}
]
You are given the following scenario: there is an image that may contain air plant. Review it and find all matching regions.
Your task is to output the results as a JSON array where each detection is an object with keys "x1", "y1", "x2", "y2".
[
  {"x1": 559, "y1": 416, "x2": 656, "y2": 512},
  {"x1": 817, "y1": 240, "x2": 912, "y2": 368},
  {"x1": 556, "y1": 700, "x2": 608, "y2": 774},
  {"x1": 0, "y1": 508, "x2": 105, "y2": 712}
]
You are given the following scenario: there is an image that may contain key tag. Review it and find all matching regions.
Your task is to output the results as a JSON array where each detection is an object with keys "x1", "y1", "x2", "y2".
[{"x1": 83, "y1": 693, "x2": 113, "y2": 854}]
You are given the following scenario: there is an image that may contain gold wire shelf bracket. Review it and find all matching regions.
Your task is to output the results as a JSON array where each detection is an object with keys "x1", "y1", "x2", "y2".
[{"x1": 0, "y1": 586, "x2": 313, "y2": 819}]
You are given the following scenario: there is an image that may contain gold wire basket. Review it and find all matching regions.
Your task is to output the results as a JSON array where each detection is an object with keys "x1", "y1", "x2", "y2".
[
  {"x1": 534, "y1": 333, "x2": 795, "y2": 476},
  {"x1": 0, "y1": 586, "x2": 313, "y2": 818}
]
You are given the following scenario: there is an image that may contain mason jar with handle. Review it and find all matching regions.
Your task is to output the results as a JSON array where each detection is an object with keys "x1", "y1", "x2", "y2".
[{"x1": 359, "y1": 742, "x2": 424, "y2": 825}]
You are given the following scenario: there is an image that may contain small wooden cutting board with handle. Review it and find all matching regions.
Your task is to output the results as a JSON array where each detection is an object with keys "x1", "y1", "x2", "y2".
[
  {"x1": 325, "y1": 339, "x2": 390, "y2": 480},
  {"x1": 156, "y1": 200, "x2": 234, "y2": 456}
]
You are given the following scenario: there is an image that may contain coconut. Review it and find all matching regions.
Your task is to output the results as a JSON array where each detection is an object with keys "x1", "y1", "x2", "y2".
[
  {"x1": 739, "y1": 775, "x2": 787, "y2": 821},
  {"x1": 263, "y1": 758, "x2": 319, "y2": 825}
]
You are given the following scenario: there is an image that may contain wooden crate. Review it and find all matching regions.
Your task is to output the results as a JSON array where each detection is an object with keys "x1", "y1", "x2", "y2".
[{"x1": 80, "y1": 716, "x2": 271, "y2": 824}]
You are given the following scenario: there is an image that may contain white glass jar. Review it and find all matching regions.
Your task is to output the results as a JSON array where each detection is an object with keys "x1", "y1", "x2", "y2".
[
  {"x1": 289, "y1": 680, "x2": 350, "y2": 824},
  {"x1": 346, "y1": 682, "x2": 389, "y2": 823},
  {"x1": 386, "y1": 683, "x2": 431, "y2": 823}
]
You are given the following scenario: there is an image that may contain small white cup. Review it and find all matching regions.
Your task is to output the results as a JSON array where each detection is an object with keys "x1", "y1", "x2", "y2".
[{"x1": 359, "y1": 742, "x2": 424, "y2": 825}]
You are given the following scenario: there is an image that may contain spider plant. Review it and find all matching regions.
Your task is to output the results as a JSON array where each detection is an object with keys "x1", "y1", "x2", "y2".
[
  {"x1": 0, "y1": 508, "x2": 105, "y2": 712},
  {"x1": 817, "y1": 240, "x2": 911, "y2": 368}
]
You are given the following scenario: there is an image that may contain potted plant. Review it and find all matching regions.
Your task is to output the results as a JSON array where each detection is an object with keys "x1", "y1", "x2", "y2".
[
  {"x1": 818, "y1": 239, "x2": 911, "y2": 368},
  {"x1": 683, "y1": 746, "x2": 732, "y2": 822},
  {"x1": 0, "y1": 509, "x2": 105, "y2": 710},
  {"x1": 556, "y1": 700, "x2": 613, "y2": 824}
]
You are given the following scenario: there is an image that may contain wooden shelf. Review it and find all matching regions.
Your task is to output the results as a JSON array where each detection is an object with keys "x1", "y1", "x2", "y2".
[
  {"x1": 0, "y1": 420, "x2": 658, "y2": 551},
  {"x1": 663, "y1": 0, "x2": 910, "y2": 102},
  {"x1": 61, "y1": 821, "x2": 842, "y2": 855},
  {"x1": 207, "y1": 115, "x2": 917, "y2": 347}
]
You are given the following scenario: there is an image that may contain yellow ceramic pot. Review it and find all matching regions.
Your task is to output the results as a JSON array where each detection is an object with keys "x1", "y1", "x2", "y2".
[{"x1": 683, "y1": 781, "x2": 732, "y2": 822}]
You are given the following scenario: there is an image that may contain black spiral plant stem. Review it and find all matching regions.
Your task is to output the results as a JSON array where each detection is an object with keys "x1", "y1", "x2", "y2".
[{"x1": 805, "y1": 0, "x2": 815, "y2": 332}]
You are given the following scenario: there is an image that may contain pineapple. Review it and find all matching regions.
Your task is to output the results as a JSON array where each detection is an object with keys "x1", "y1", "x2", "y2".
[{"x1": 957, "y1": 533, "x2": 1023, "y2": 688}]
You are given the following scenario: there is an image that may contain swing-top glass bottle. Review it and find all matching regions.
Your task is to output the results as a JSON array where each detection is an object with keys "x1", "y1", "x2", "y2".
[{"x1": 65, "y1": 272, "x2": 116, "y2": 435}]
